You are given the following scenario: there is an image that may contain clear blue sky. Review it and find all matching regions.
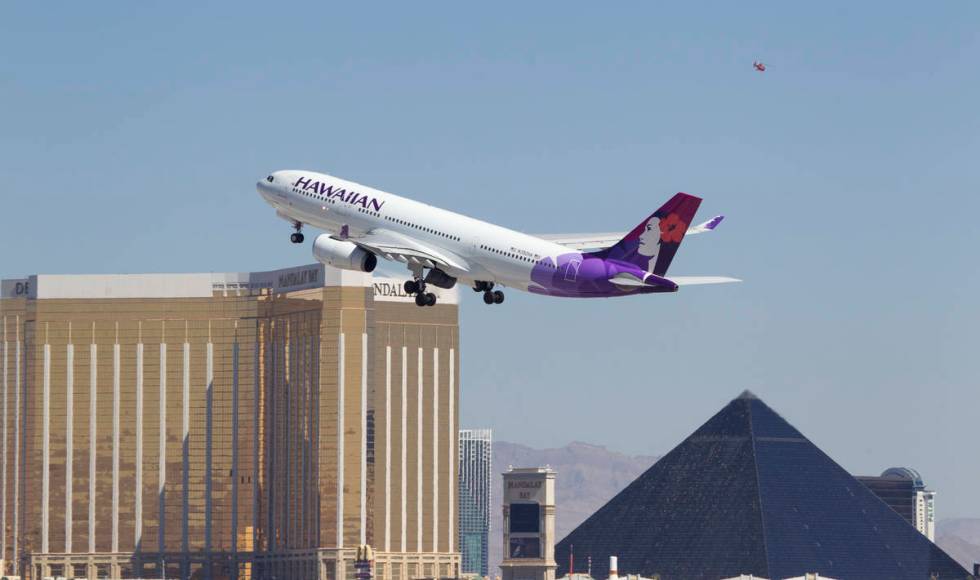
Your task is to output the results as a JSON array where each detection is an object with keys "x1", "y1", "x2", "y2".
[{"x1": 2, "y1": 3, "x2": 978, "y2": 518}]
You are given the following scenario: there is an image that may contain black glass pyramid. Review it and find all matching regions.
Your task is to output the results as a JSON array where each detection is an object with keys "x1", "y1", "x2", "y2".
[{"x1": 555, "y1": 391, "x2": 971, "y2": 580}]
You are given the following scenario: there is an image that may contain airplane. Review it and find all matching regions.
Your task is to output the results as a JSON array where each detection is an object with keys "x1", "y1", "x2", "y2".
[{"x1": 256, "y1": 170, "x2": 740, "y2": 307}]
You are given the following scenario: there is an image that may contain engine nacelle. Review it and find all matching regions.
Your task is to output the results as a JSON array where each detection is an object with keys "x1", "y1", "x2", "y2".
[
  {"x1": 312, "y1": 234, "x2": 377, "y2": 273},
  {"x1": 424, "y1": 268, "x2": 457, "y2": 289}
]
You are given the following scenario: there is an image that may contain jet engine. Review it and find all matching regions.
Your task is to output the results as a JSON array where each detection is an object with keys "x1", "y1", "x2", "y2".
[
  {"x1": 424, "y1": 268, "x2": 457, "y2": 289},
  {"x1": 312, "y1": 234, "x2": 377, "y2": 273}
]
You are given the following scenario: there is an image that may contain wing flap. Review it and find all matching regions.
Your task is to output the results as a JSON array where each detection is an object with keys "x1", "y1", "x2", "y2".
[{"x1": 349, "y1": 229, "x2": 470, "y2": 273}]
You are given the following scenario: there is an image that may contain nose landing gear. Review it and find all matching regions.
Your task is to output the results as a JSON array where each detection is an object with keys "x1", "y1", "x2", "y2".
[{"x1": 289, "y1": 222, "x2": 305, "y2": 244}]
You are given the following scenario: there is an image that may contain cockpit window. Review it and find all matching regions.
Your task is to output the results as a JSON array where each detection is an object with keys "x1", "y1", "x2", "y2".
[{"x1": 266, "y1": 175, "x2": 274, "y2": 183}]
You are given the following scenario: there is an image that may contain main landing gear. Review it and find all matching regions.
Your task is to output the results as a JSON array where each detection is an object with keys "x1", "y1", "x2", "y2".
[
  {"x1": 289, "y1": 222, "x2": 305, "y2": 244},
  {"x1": 404, "y1": 279, "x2": 437, "y2": 307},
  {"x1": 474, "y1": 281, "x2": 504, "y2": 305}
]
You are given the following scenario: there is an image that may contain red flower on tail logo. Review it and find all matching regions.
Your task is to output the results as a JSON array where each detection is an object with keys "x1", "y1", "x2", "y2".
[{"x1": 659, "y1": 213, "x2": 686, "y2": 244}]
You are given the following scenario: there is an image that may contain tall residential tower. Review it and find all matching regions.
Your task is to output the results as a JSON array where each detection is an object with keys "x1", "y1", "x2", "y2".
[{"x1": 857, "y1": 467, "x2": 937, "y2": 541}]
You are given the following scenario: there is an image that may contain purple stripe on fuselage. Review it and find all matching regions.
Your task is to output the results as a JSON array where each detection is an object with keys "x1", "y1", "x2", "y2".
[{"x1": 529, "y1": 252, "x2": 677, "y2": 298}]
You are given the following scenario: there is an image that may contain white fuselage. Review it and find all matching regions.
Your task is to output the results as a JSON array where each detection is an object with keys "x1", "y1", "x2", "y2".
[{"x1": 258, "y1": 170, "x2": 573, "y2": 291}]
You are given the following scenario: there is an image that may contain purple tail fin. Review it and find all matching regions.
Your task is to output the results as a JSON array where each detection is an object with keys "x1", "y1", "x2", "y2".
[{"x1": 595, "y1": 192, "x2": 702, "y2": 276}]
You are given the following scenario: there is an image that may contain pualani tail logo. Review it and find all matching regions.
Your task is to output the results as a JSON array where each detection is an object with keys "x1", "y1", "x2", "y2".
[{"x1": 294, "y1": 176, "x2": 385, "y2": 212}]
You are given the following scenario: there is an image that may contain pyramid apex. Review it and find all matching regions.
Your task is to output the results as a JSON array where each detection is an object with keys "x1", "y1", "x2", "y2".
[{"x1": 737, "y1": 389, "x2": 758, "y2": 400}]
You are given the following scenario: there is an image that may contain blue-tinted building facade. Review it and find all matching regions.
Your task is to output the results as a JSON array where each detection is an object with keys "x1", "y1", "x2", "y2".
[{"x1": 458, "y1": 429, "x2": 493, "y2": 577}]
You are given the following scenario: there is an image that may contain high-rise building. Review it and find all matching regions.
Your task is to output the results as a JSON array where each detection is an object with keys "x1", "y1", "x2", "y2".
[
  {"x1": 857, "y1": 467, "x2": 936, "y2": 541},
  {"x1": 0, "y1": 264, "x2": 461, "y2": 580},
  {"x1": 458, "y1": 428, "x2": 492, "y2": 576},
  {"x1": 501, "y1": 467, "x2": 557, "y2": 580},
  {"x1": 555, "y1": 391, "x2": 969, "y2": 580}
]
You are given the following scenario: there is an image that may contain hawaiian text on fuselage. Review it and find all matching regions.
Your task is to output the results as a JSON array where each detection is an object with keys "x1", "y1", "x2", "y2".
[{"x1": 294, "y1": 176, "x2": 385, "y2": 212}]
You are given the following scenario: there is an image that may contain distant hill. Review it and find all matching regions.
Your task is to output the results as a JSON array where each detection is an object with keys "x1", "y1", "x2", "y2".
[
  {"x1": 937, "y1": 518, "x2": 980, "y2": 572},
  {"x1": 489, "y1": 441, "x2": 659, "y2": 576}
]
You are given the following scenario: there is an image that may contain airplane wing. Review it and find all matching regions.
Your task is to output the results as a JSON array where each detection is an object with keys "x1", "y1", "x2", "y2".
[
  {"x1": 534, "y1": 232, "x2": 625, "y2": 252},
  {"x1": 537, "y1": 215, "x2": 724, "y2": 251},
  {"x1": 347, "y1": 229, "x2": 470, "y2": 273},
  {"x1": 606, "y1": 273, "x2": 741, "y2": 289}
]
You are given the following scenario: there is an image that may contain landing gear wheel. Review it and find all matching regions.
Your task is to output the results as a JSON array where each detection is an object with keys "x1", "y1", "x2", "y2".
[
  {"x1": 405, "y1": 279, "x2": 426, "y2": 296},
  {"x1": 493, "y1": 290, "x2": 505, "y2": 304},
  {"x1": 474, "y1": 281, "x2": 495, "y2": 292},
  {"x1": 415, "y1": 293, "x2": 436, "y2": 307},
  {"x1": 483, "y1": 291, "x2": 495, "y2": 305},
  {"x1": 290, "y1": 232, "x2": 305, "y2": 244}
]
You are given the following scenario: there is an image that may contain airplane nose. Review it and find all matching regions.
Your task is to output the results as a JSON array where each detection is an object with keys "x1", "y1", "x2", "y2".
[{"x1": 257, "y1": 178, "x2": 273, "y2": 201}]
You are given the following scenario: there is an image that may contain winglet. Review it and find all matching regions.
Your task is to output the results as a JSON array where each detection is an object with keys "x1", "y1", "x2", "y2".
[{"x1": 687, "y1": 215, "x2": 724, "y2": 235}]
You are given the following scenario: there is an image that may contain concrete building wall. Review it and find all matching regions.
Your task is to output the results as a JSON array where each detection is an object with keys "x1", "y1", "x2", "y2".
[
  {"x1": 370, "y1": 290, "x2": 460, "y2": 580},
  {"x1": 0, "y1": 288, "x2": 28, "y2": 575}
]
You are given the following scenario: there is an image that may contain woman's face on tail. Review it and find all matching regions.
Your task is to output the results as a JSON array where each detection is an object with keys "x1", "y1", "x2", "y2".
[{"x1": 638, "y1": 216, "x2": 661, "y2": 258}]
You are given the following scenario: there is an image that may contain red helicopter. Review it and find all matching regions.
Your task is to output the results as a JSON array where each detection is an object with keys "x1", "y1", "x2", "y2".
[{"x1": 753, "y1": 61, "x2": 766, "y2": 72}]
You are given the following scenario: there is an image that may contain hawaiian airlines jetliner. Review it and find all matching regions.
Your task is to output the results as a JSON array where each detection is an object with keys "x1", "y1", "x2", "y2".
[{"x1": 257, "y1": 170, "x2": 739, "y2": 307}]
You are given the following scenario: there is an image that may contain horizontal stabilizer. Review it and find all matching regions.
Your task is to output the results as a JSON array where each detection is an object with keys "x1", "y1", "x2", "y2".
[
  {"x1": 535, "y1": 214, "x2": 725, "y2": 252},
  {"x1": 687, "y1": 215, "x2": 724, "y2": 235},
  {"x1": 669, "y1": 276, "x2": 742, "y2": 286}
]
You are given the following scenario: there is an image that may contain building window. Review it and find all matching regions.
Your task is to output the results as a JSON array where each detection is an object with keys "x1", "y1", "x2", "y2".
[
  {"x1": 510, "y1": 503, "x2": 540, "y2": 533},
  {"x1": 509, "y1": 537, "x2": 541, "y2": 558}
]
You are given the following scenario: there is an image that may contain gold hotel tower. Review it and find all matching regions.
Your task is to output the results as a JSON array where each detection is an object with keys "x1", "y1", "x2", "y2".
[{"x1": 0, "y1": 264, "x2": 460, "y2": 579}]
